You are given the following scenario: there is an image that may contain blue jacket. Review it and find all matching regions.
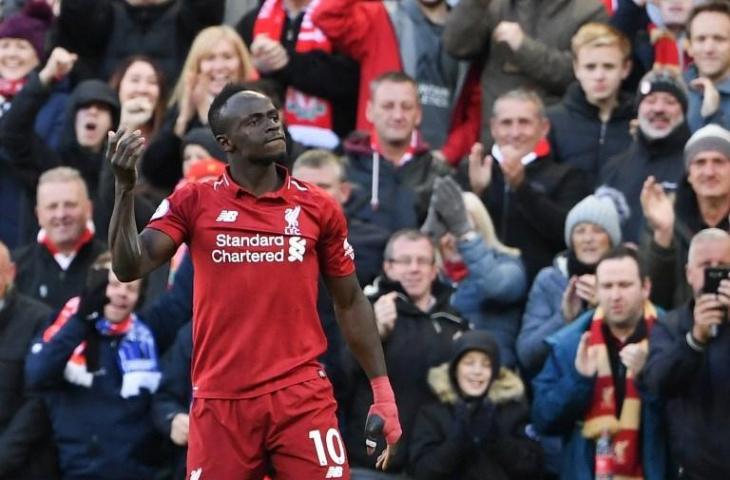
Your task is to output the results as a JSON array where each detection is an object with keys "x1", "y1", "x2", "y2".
[
  {"x1": 517, "y1": 254, "x2": 569, "y2": 379},
  {"x1": 531, "y1": 309, "x2": 672, "y2": 480},
  {"x1": 25, "y1": 315, "x2": 161, "y2": 479},
  {"x1": 450, "y1": 236, "x2": 527, "y2": 368},
  {"x1": 684, "y1": 66, "x2": 730, "y2": 133}
]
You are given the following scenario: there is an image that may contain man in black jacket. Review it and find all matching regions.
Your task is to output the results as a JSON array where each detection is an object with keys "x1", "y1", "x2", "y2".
[
  {"x1": 547, "y1": 22, "x2": 635, "y2": 187},
  {"x1": 342, "y1": 229, "x2": 468, "y2": 477},
  {"x1": 12, "y1": 167, "x2": 106, "y2": 309},
  {"x1": 0, "y1": 241, "x2": 58, "y2": 479},
  {"x1": 468, "y1": 88, "x2": 588, "y2": 281},
  {"x1": 600, "y1": 68, "x2": 691, "y2": 243},
  {"x1": 642, "y1": 228, "x2": 730, "y2": 479}
]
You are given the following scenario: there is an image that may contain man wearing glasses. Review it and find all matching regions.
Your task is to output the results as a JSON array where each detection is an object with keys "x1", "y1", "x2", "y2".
[{"x1": 340, "y1": 229, "x2": 469, "y2": 479}]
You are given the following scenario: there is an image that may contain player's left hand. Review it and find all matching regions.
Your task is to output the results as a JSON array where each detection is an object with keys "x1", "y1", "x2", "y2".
[{"x1": 367, "y1": 377, "x2": 402, "y2": 470}]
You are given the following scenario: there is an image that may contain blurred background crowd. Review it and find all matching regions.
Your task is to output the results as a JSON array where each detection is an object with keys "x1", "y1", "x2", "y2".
[{"x1": 0, "y1": 0, "x2": 729, "y2": 478}]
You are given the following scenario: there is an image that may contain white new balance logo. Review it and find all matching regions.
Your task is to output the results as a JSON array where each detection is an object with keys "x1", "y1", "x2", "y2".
[
  {"x1": 288, "y1": 236, "x2": 306, "y2": 262},
  {"x1": 325, "y1": 466, "x2": 343, "y2": 478},
  {"x1": 216, "y1": 210, "x2": 239, "y2": 222},
  {"x1": 190, "y1": 468, "x2": 202, "y2": 480}
]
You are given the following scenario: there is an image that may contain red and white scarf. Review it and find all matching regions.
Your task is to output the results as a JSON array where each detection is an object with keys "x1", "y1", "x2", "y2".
[
  {"x1": 254, "y1": 0, "x2": 338, "y2": 148},
  {"x1": 648, "y1": 24, "x2": 691, "y2": 71},
  {"x1": 0, "y1": 77, "x2": 27, "y2": 99},
  {"x1": 38, "y1": 223, "x2": 95, "y2": 271},
  {"x1": 582, "y1": 301, "x2": 657, "y2": 480}
]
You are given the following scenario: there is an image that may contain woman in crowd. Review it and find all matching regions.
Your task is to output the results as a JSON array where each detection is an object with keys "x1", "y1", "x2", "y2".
[
  {"x1": 517, "y1": 188, "x2": 626, "y2": 380},
  {"x1": 409, "y1": 330, "x2": 543, "y2": 479}
]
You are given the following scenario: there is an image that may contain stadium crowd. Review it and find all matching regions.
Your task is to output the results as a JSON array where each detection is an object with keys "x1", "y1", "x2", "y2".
[{"x1": 0, "y1": 0, "x2": 729, "y2": 478}]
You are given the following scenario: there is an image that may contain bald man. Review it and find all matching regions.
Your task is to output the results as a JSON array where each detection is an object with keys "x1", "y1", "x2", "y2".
[{"x1": 0, "y1": 241, "x2": 57, "y2": 479}]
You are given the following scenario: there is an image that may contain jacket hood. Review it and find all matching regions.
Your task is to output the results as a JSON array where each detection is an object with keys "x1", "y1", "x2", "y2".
[
  {"x1": 562, "y1": 82, "x2": 635, "y2": 121},
  {"x1": 427, "y1": 362, "x2": 525, "y2": 405},
  {"x1": 69, "y1": 79, "x2": 121, "y2": 125},
  {"x1": 343, "y1": 130, "x2": 431, "y2": 157}
]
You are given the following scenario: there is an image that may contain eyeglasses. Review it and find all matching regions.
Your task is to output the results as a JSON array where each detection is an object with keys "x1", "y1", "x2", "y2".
[{"x1": 387, "y1": 256, "x2": 435, "y2": 267}]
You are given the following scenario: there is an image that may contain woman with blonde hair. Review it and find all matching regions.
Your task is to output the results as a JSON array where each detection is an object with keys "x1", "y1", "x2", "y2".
[
  {"x1": 422, "y1": 177, "x2": 527, "y2": 369},
  {"x1": 141, "y1": 25, "x2": 258, "y2": 196}
]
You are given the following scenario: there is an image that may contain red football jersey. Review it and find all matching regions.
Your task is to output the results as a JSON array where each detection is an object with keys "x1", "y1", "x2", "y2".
[{"x1": 147, "y1": 167, "x2": 356, "y2": 398}]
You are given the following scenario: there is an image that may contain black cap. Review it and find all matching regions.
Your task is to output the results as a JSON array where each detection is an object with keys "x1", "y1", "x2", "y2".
[{"x1": 636, "y1": 68, "x2": 688, "y2": 113}]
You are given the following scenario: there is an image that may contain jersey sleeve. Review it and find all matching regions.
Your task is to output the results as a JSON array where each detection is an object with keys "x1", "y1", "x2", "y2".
[
  {"x1": 317, "y1": 194, "x2": 356, "y2": 278},
  {"x1": 145, "y1": 184, "x2": 198, "y2": 246}
]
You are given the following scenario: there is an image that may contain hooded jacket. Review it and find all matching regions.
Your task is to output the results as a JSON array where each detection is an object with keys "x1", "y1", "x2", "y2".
[
  {"x1": 312, "y1": 0, "x2": 482, "y2": 164},
  {"x1": 547, "y1": 82, "x2": 635, "y2": 187},
  {"x1": 344, "y1": 131, "x2": 452, "y2": 225},
  {"x1": 409, "y1": 362, "x2": 542, "y2": 480},
  {"x1": 341, "y1": 275, "x2": 468, "y2": 472},
  {"x1": 600, "y1": 122, "x2": 691, "y2": 243}
]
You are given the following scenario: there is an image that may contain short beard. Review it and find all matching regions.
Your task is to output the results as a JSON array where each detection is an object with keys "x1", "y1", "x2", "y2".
[{"x1": 638, "y1": 116, "x2": 682, "y2": 140}]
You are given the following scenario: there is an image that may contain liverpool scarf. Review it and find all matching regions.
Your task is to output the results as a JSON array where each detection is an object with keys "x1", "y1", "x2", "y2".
[
  {"x1": 38, "y1": 223, "x2": 95, "y2": 271},
  {"x1": 648, "y1": 24, "x2": 691, "y2": 71},
  {"x1": 42, "y1": 296, "x2": 161, "y2": 398},
  {"x1": 254, "y1": 0, "x2": 336, "y2": 147},
  {"x1": 581, "y1": 301, "x2": 657, "y2": 480}
]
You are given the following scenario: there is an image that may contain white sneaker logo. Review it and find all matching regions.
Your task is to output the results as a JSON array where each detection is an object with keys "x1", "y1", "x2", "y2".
[
  {"x1": 343, "y1": 239, "x2": 354, "y2": 260},
  {"x1": 288, "y1": 236, "x2": 306, "y2": 262},
  {"x1": 325, "y1": 466, "x2": 343, "y2": 478},
  {"x1": 216, "y1": 210, "x2": 239, "y2": 222},
  {"x1": 284, "y1": 205, "x2": 302, "y2": 235},
  {"x1": 190, "y1": 468, "x2": 202, "y2": 480}
]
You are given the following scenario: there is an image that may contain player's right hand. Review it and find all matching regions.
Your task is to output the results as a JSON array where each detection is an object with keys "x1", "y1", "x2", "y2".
[{"x1": 106, "y1": 127, "x2": 145, "y2": 191}]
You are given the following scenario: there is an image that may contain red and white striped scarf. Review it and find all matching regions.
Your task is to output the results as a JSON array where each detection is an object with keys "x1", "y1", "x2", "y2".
[
  {"x1": 254, "y1": 0, "x2": 334, "y2": 138},
  {"x1": 648, "y1": 23, "x2": 691, "y2": 71},
  {"x1": 582, "y1": 301, "x2": 657, "y2": 480}
]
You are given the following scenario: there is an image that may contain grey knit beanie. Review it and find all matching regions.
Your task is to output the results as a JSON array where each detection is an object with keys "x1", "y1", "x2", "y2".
[
  {"x1": 564, "y1": 193, "x2": 622, "y2": 248},
  {"x1": 684, "y1": 124, "x2": 730, "y2": 167}
]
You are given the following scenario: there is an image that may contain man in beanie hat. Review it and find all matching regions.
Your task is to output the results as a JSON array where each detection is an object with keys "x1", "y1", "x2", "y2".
[
  {"x1": 532, "y1": 246, "x2": 672, "y2": 480},
  {"x1": 409, "y1": 330, "x2": 543, "y2": 479},
  {"x1": 684, "y1": 1, "x2": 730, "y2": 132},
  {"x1": 600, "y1": 68, "x2": 692, "y2": 243},
  {"x1": 641, "y1": 123, "x2": 730, "y2": 308}
]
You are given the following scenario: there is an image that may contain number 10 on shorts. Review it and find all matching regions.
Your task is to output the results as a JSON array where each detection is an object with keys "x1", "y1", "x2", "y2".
[{"x1": 308, "y1": 428, "x2": 346, "y2": 473}]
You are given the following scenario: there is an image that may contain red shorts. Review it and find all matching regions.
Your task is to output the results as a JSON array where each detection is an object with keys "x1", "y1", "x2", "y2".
[{"x1": 186, "y1": 373, "x2": 350, "y2": 479}]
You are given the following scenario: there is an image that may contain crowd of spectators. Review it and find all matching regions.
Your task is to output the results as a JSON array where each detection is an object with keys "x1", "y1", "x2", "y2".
[{"x1": 1, "y1": 0, "x2": 730, "y2": 479}]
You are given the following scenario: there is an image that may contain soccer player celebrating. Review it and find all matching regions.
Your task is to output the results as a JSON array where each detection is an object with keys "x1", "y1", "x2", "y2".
[{"x1": 106, "y1": 84, "x2": 401, "y2": 479}]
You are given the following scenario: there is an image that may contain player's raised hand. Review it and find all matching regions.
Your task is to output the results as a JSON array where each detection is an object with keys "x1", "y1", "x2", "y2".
[
  {"x1": 367, "y1": 376, "x2": 401, "y2": 470},
  {"x1": 106, "y1": 128, "x2": 145, "y2": 191}
]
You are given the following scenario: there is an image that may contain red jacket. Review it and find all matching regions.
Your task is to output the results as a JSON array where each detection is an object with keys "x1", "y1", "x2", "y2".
[{"x1": 312, "y1": 0, "x2": 481, "y2": 165}]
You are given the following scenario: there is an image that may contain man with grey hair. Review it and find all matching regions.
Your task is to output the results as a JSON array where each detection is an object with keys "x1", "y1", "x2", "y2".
[
  {"x1": 640, "y1": 124, "x2": 730, "y2": 309},
  {"x1": 468, "y1": 88, "x2": 588, "y2": 280},
  {"x1": 0, "y1": 240, "x2": 57, "y2": 478},
  {"x1": 641, "y1": 228, "x2": 730, "y2": 479},
  {"x1": 601, "y1": 69, "x2": 692, "y2": 244},
  {"x1": 12, "y1": 167, "x2": 106, "y2": 309}
]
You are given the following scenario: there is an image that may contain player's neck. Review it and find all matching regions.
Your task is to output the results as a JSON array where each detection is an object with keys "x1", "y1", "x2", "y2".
[{"x1": 229, "y1": 162, "x2": 282, "y2": 196}]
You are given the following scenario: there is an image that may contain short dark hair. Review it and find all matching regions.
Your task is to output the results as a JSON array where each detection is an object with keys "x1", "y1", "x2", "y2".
[
  {"x1": 597, "y1": 245, "x2": 647, "y2": 280},
  {"x1": 687, "y1": 1, "x2": 730, "y2": 37},
  {"x1": 369, "y1": 71, "x2": 420, "y2": 103},
  {"x1": 208, "y1": 83, "x2": 249, "y2": 136},
  {"x1": 236, "y1": 79, "x2": 283, "y2": 109}
]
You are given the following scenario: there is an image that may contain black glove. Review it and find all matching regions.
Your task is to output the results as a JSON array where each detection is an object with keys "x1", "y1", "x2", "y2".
[
  {"x1": 421, "y1": 197, "x2": 447, "y2": 240},
  {"x1": 77, "y1": 267, "x2": 110, "y2": 324},
  {"x1": 432, "y1": 177, "x2": 471, "y2": 237}
]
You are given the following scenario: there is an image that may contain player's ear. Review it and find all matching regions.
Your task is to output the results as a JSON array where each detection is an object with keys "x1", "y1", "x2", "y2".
[{"x1": 215, "y1": 134, "x2": 235, "y2": 153}]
